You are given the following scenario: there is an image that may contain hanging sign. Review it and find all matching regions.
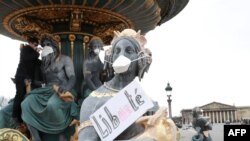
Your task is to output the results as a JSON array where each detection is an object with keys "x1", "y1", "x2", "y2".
[{"x1": 90, "y1": 79, "x2": 154, "y2": 141}]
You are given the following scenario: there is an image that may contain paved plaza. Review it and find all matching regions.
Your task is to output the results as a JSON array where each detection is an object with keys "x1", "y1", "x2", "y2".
[{"x1": 179, "y1": 124, "x2": 224, "y2": 141}]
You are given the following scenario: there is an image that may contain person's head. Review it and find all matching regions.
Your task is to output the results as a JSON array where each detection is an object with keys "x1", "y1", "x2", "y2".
[
  {"x1": 104, "y1": 29, "x2": 152, "y2": 80},
  {"x1": 27, "y1": 36, "x2": 39, "y2": 48},
  {"x1": 88, "y1": 36, "x2": 104, "y2": 55}
]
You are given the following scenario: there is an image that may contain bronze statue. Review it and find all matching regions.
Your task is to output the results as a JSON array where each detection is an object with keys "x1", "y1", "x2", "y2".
[
  {"x1": 192, "y1": 107, "x2": 213, "y2": 141},
  {"x1": 21, "y1": 34, "x2": 79, "y2": 141},
  {"x1": 78, "y1": 29, "x2": 178, "y2": 141},
  {"x1": 81, "y1": 37, "x2": 105, "y2": 100}
]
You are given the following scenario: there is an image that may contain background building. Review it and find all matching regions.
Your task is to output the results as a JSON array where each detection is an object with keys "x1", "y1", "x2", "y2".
[{"x1": 181, "y1": 101, "x2": 250, "y2": 124}]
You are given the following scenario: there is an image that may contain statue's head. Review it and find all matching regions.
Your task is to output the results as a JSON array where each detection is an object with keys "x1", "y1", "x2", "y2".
[
  {"x1": 40, "y1": 34, "x2": 58, "y2": 49},
  {"x1": 192, "y1": 107, "x2": 203, "y2": 118},
  {"x1": 104, "y1": 29, "x2": 152, "y2": 80},
  {"x1": 88, "y1": 36, "x2": 104, "y2": 55},
  {"x1": 40, "y1": 34, "x2": 59, "y2": 71}
]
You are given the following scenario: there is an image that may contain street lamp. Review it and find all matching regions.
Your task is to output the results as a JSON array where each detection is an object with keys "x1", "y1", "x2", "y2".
[{"x1": 165, "y1": 82, "x2": 173, "y2": 118}]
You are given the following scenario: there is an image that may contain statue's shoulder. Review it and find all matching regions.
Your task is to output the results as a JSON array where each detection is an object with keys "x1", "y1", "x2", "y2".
[
  {"x1": 197, "y1": 116, "x2": 209, "y2": 125},
  {"x1": 58, "y1": 55, "x2": 74, "y2": 64},
  {"x1": 60, "y1": 54, "x2": 71, "y2": 60}
]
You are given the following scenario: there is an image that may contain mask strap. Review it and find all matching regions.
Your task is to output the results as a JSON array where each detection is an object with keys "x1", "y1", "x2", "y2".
[
  {"x1": 104, "y1": 60, "x2": 112, "y2": 64},
  {"x1": 131, "y1": 55, "x2": 149, "y2": 62},
  {"x1": 104, "y1": 55, "x2": 150, "y2": 64}
]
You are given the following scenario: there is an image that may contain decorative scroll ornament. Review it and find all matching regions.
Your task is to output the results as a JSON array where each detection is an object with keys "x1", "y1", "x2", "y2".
[
  {"x1": 70, "y1": 10, "x2": 83, "y2": 32},
  {"x1": 0, "y1": 128, "x2": 29, "y2": 141},
  {"x1": 94, "y1": 22, "x2": 127, "y2": 44},
  {"x1": 14, "y1": 16, "x2": 52, "y2": 37}
]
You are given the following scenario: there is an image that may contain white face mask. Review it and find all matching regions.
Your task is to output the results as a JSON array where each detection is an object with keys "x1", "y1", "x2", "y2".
[
  {"x1": 94, "y1": 48, "x2": 100, "y2": 54},
  {"x1": 112, "y1": 55, "x2": 131, "y2": 74},
  {"x1": 105, "y1": 54, "x2": 148, "y2": 74},
  {"x1": 41, "y1": 46, "x2": 54, "y2": 57}
]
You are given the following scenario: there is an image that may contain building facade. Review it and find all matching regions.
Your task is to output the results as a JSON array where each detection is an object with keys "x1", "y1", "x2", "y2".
[{"x1": 181, "y1": 101, "x2": 250, "y2": 124}]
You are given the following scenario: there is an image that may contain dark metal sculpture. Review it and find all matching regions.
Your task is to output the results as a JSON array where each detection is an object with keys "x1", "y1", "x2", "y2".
[
  {"x1": 192, "y1": 107, "x2": 213, "y2": 141},
  {"x1": 0, "y1": 0, "x2": 189, "y2": 94},
  {"x1": 80, "y1": 36, "x2": 105, "y2": 101}
]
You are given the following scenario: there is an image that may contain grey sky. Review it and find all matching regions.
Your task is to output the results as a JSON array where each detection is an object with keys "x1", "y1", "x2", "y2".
[
  {"x1": 141, "y1": 0, "x2": 250, "y2": 116},
  {"x1": 1, "y1": 0, "x2": 250, "y2": 116}
]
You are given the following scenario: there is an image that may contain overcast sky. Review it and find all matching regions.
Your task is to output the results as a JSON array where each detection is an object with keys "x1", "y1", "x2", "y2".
[{"x1": 1, "y1": 0, "x2": 250, "y2": 116}]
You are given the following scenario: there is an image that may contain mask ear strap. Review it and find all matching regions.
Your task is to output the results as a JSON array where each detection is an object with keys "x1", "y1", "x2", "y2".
[
  {"x1": 131, "y1": 52, "x2": 150, "y2": 62},
  {"x1": 137, "y1": 50, "x2": 152, "y2": 81},
  {"x1": 104, "y1": 60, "x2": 112, "y2": 64},
  {"x1": 103, "y1": 48, "x2": 113, "y2": 70}
]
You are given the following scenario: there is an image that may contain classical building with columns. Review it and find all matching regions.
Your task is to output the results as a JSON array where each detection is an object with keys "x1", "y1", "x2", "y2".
[{"x1": 181, "y1": 101, "x2": 250, "y2": 124}]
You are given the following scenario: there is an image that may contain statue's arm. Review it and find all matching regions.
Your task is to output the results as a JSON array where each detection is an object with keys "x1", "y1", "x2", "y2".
[
  {"x1": 63, "y1": 57, "x2": 76, "y2": 91},
  {"x1": 198, "y1": 117, "x2": 212, "y2": 131},
  {"x1": 205, "y1": 120, "x2": 212, "y2": 130},
  {"x1": 83, "y1": 63, "x2": 98, "y2": 90}
]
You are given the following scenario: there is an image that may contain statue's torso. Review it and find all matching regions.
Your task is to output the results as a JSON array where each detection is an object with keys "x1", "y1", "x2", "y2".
[{"x1": 44, "y1": 55, "x2": 73, "y2": 87}]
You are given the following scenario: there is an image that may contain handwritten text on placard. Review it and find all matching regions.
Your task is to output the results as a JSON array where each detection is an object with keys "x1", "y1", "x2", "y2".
[{"x1": 90, "y1": 80, "x2": 154, "y2": 141}]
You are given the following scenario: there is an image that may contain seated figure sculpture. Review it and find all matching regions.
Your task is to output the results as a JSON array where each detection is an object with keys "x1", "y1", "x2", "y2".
[
  {"x1": 81, "y1": 37, "x2": 105, "y2": 99},
  {"x1": 78, "y1": 29, "x2": 178, "y2": 141},
  {"x1": 21, "y1": 34, "x2": 79, "y2": 141},
  {"x1": 192, "y1": 107, "x2": 213, "y2": 141}
]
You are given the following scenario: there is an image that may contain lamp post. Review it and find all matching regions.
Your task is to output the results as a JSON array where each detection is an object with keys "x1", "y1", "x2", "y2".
[{"x1": 165, "y1": 82, "x2": 173, "y2": 118}]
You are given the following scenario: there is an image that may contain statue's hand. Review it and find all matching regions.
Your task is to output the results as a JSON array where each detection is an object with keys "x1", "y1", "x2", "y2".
[
  {"x1": 24, "y1": 79, "x2": 31, "y2": 85},
  {"x1": 60, "y1": 91, "x2": 74, "y2": 102},
  {"x1": 53, "y1": 84, "x2": 60, "y2": 93},
  {"x1": 24, "y1": 79, "x2": 32, "y2": 94},
  {"x1": 53, "y1": 85, "x2": 74, "y2": 102},
  {"x1": 147, "y1": 107, "x2": 168, "y2": 125},
  {"x1": 69, "y1": 119, "x2": 80, "y2": 126}
]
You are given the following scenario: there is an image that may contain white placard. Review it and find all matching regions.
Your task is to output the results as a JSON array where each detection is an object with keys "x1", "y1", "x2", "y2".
[{"x1": 90, "y1": 79, "x2": 154, "y2": 141}]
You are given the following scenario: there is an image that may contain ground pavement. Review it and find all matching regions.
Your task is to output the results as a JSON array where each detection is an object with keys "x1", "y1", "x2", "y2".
[{"x1": 179, "y1": 123, "x2": 224, "y2": 141}]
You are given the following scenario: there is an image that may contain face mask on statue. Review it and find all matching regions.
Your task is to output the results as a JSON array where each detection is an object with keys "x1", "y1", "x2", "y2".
[
  {"x1": 112, "y1": 55, "x2": 131, "y2": 74},
  {"x1": 41, "y1": 46, "x2": 54, "y2": 57},
  {"x1": 105, "y1": 54, "x2": 148, "y2": 74},
  {"x1": 94, "y1": 48, "x2": 100, "y2": 55}
]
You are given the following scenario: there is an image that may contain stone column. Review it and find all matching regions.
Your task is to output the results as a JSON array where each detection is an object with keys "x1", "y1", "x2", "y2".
[
  {"x1": 212, "y1": 111, "x2": 215, "y2": 123},
  {"x1": 220, "y1": 111, "x2": 222, "y2": 123},
  {"x1": 234, "y1": 110, "x2": 237, "y2": 122},
  {"x1": 231, "y1": 110, "x2": 234, "y2": 122},
  {"x1": 216, "y1": 111, "x2": 219, "y2": 123},
  {"x1": 214, "y1": 111, "x2": 216, "y2": 123},
  {"x1": 209, "y1": 111, "x2": 212, "y2": 122},
  {"x1": 207, "y1": 111, "x2": 212, "y2": 122},
  {"x1": 223, "y1": 111, "x2": 227, "y2": 122}
]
